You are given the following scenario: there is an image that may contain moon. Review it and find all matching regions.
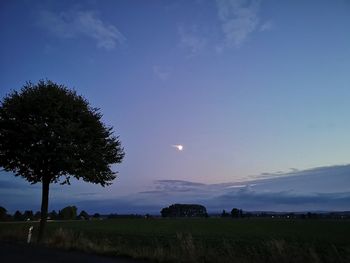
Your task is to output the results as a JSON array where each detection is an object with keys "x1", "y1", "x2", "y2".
[{"x1": 172, "y1": 144, "x2": 184, "y2": 151}]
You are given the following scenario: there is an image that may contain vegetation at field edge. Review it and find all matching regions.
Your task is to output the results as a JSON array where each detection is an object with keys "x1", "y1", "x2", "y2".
[{"x1": 0, "y1": 218, "x2": 349, "y2": 263}]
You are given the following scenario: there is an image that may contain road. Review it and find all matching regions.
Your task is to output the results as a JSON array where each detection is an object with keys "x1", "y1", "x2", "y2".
[{"x1": 0, "y1": 242, "x2": 147, "y2": 263}]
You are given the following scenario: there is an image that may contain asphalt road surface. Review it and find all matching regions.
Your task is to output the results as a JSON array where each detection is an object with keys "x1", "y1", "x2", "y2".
[{"x1": 0, "y1": 242, "x2": 147, "y2": 263}]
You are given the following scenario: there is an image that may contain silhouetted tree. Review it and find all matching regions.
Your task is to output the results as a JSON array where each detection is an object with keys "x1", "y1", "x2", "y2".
[
  {"x1": 231, "y1": 208, "x2": 243, "y2": 218},
  {"x1": 13, "y1": 210, "x2": 22, "y2": 221},
  {"x1": 59, "y1": 206, "x2": 77, "y2": 220},
  {"x1": 93, "y1": 213, "x2": 100, "y2": 219},
  {"x1": 78, "y1": 210, "x2": 89, "y2": 220},
  {"x1": 221, "y1": 209, "x2": 230, "y2": 218},
  {"x1": 0, "y1": 80, "x2": 125, "y2": 241},
  {"x1": 49, "y1": 210, "x2": 58, "y2": 220},
  {"x1": 160, "y1": 204, "x2": 207, "y2": 217},
  {"x1": 161, "y1": 207, "x2": 170, "y2": 218},
  {"x1": 0, "y1": 206, "x2": 7, "y2": 221},
  {"x1": 145, "y1": 213, "x2": 152, "y2": 219},
  {"x1": 34, "y1": 211, "x2": 41, "y2": 220}
]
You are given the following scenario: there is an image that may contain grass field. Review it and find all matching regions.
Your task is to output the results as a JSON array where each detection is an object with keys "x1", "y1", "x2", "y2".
[{"x1": 1, "y1": 218, "x2": 350, "y2": 262}]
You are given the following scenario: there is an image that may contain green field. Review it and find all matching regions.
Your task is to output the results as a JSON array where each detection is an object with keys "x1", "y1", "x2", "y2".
[{"x1": 1, "y1": 218, "x2": 350, "y2": 262}]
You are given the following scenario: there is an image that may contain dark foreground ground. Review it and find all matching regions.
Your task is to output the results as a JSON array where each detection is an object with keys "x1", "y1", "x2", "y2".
[
  {"x1": 0, "y1": 242, "x2": 146, "y2": 263},
  {"x1": 1, "y1": 219, "x2": 350, "y2": 262}
]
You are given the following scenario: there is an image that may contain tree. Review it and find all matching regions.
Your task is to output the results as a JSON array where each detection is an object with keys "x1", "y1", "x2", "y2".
[
  {"x1": 221, "y1": 209, "x2": 229, "y2": 218},
  {"x1": 0, "y1": 80, "x2": 125, "y2": 241},
  {"x1": 13, "y1": 210, "x2": 22, "y2": 221},
  {"x1": 231, "y1": 208, "x2": 243, "y2": 218},
  {"x1": 160, "y1": 207, "x2": 170, "y2": 218},
  {"x1": 49, "y1": 210, "x2": 58, "y2": 220},
  {"x1": 59, "y1": 206, "x2": 77, "y2": 220},
  {"x1": 160, "y1": 204, "x2": 207, "y2": 217},
  {"x1": 0, "y1": 206, "x2": 7, "y2": 221},
  {"x1": 93, "y1": 213, "x2": 100, "y2": 219},
  {"x1": 78, "y1": 210, "x2": 89, "y2": 220}
]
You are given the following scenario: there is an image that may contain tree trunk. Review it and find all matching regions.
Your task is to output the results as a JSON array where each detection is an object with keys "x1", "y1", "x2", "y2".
[{"x1": 37, "y1": 178, "x2": 50, "y2": 243}]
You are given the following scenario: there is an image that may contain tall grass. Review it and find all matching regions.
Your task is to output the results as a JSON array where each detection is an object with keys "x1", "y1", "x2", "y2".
[
  {"x1": 42, "y1": 228, "x2": 349, "y2": 263},
  {"x1": 1, "y1": 219, "x2": 349, "y2": 263}
]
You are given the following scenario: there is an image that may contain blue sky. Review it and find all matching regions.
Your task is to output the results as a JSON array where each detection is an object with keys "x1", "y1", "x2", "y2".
[{"x1": 1, "y1": 0, "x2": 350, "y2": 214}]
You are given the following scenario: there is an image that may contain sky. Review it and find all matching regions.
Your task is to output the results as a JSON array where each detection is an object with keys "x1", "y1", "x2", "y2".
[{"x1": 0, "y1": 0, "x2": 350, "y2": 214}]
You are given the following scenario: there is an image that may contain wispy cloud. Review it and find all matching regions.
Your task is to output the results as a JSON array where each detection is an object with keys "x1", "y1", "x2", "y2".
[
  {"x1": 153, "y1": 66, "x2": 170, "y2": 81},
  {"x1": 177, "y1": 1, "x2": 272, "y2": 55},
  {"x1": 215, "y1": 0, "x2": 269, "y2": 48},
  {"x1": 136, "y1": 164, "x2": 350, "y2": 212},
  {"x1": 3, "y1": 165, "x2": 350, "y2": 213},
  {"x1": 212, "y1": 189, "x2": 350, "y2": 211},
  {"x1": 178, "y1": 25, "x2": 207, "y2": 57},
  {"x1": 38, "y1": 9, "x2": 126, "y2": 50},
  {"x1": 259, "y1": 20, "x2": 273, "y2": 32}
]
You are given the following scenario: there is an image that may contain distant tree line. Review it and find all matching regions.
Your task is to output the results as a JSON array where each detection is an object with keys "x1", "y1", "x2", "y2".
[
  {"x1": 221, "y1": 208, "x2": 244, "y2": 218},
  {"x1": 161, "y1": 204, "x2": 208, "y2": 218},
  {"x1": 2, "y1": 204, "x2": 350, "y2": 221},
  {"x1": 107, "y1": 213, "x2": 146, "y2": 219},
  {"x1": 0, "y1": 205, "x2": 101, "y2": 221},
  {"x1": 219, "y1": 209, "x2": 350, "y2": 219}
]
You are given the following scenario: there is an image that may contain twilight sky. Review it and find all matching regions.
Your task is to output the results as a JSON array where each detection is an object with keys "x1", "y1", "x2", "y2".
[{"x1": 1, "y1": 0, "x2": 350, "y2": 214}]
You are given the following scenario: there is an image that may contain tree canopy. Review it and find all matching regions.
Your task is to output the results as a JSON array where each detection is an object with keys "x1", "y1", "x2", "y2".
[
  {"x1": 0, "y1": 80, "x2": 124, "y2": 186},
  {"x1": 231, "y1": 208, "x2": 243, "y2": 218},
  {"x1": 0, "y1": 80, "x2": 125, "y2": 240},
  {"x1": 59, "y1": 206, "x2": 77, "y2": 220},
  {"x1": 161, "y1": 204, "x2": 207, "y2": 217},
  {"x1": 78, "y1": 210, "x2": 90, "y2": 220}
]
